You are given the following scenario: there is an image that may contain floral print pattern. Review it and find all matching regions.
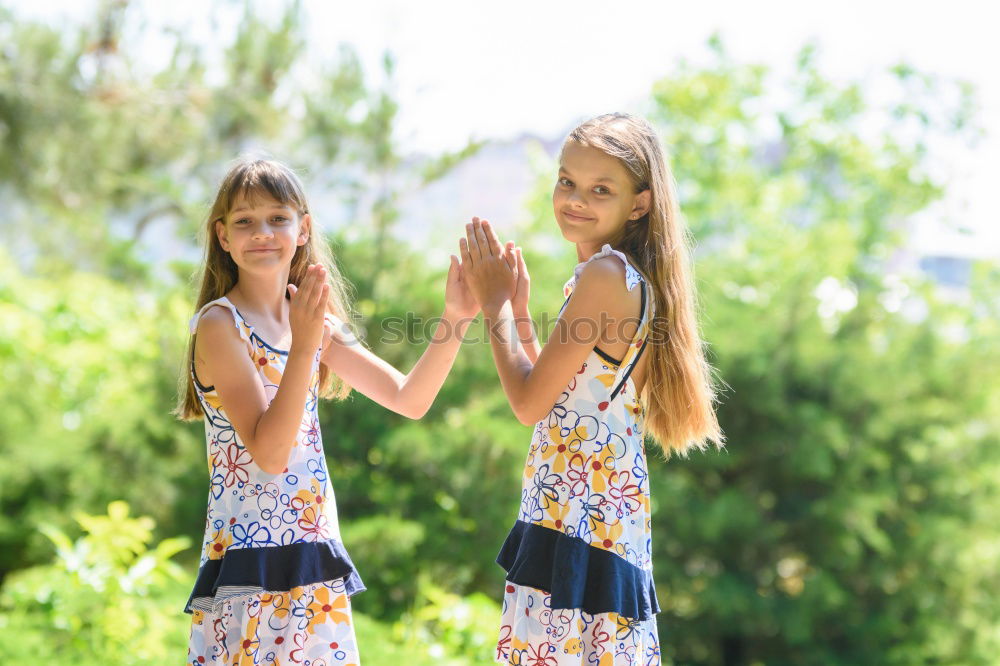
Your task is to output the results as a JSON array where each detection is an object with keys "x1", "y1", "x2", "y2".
[
  {"x1": 187, "y1": 298, "x2": 360, "y2": 664},
  {"x1": 188, "y1": 578, "x2": 359, "y2": 666},
  {"x1": 498, "y1": 585, "x2": 660, "y2": 666},
  {"x1": 498, "y1": 246, "x2": 661, "y2": 665}
]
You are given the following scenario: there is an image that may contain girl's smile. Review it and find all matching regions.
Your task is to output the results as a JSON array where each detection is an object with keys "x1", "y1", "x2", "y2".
[
  {"x1": 552, "y1": 141, "x2": 649, "y2": 254},
  {"x1": 216, "y1": 196, "x2": 310, "y2": 270},
  {"x1": 560, "y1": 209, "x2": 596, "y2": 223}
]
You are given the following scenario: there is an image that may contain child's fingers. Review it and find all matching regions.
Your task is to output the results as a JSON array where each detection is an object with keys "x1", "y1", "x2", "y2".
[
  {"x1": 502, "y1": 241, "x2": 516, "y2": 271},
  {"x1": 517, "y1": 247, "x2": 527, "y2": 276},
  {"x1": 482, "y1": 219, "x2": 504, "y2": 259},
  {"x1": 312, "y1": 270, "x2": 328, "y2": 311},
  {"x1": 315, "y1": 283, "x2": 330, "y2": 313},
  {"x1": 473, "y1": 219, "x2": 492, "y2": 257},
  {"x1": 459, "y1": 235, "x2": 474, "y2": 266},
  {"x1": 296, "y1": 265, "x2": 316, "y2": 303},
  {"x1": 302, "y1": 264, "x2": 323, "y2": 305},
  {"x1": 504, "y1": 241, "x2": 517, "y2": 270},
  {"x1": 287, "y1": 283, "x2": 298, "y2": 298},
  {"x1": 466, "y1": 222, "x2": 482, "y2": 261}
]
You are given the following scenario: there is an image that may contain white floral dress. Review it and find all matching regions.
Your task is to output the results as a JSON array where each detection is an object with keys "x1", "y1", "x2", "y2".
[
  {"x1": 495, "y1": 245, "x2": 661, "y2": 666},
  {"x1": 186, "y1": 297, "x2": 364, "y2": 666}
]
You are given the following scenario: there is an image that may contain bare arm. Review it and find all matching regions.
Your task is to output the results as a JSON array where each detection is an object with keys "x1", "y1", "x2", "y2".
[
  {"x1": 196, "y1": 264, "x2": 329, "y2": 474},
  {"x1": 320, "y1": 254, "x2": 478, "y2": 419},
  {"x1": 321, "y1": 310, "x2": 474, "y2": 419},
  {"x1": 462, "y1": 219, "x2": 635, "y2": 425},
  {"x1": 509, "y1": 244, "x2": 541, "y2": 364},
  {"x1": 514, "y1": 307, "x2": 541, "y2": 365},
  {"x1": 481, "y1": 262, "x2": 629, "y2": 424}
]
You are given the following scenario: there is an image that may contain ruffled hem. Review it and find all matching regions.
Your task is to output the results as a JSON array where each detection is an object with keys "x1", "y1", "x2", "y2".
[
  {"x1": 496, "y1": 520, "x2": 660, "y2": 621},
  {"x1": 563, "y1": 244, "x2": 643, "y2": 297},
  {"x1": 184, "y1": 538, "x2": 365, "y2": 615}
]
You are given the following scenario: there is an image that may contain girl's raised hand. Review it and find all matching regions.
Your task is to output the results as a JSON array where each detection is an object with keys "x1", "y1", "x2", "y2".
[
  {"x1": 509, "y1": 242, "x2": 531, "y2": 314},
  {"x1": 444, "y1": 254, "x2": 480, "y2": 320},
  {"x1": 459, "y1": 217, "x2": 516, "y2": 312},
  {"x1": 286, "y1": 263, "x2": 329, "y2": 352}
]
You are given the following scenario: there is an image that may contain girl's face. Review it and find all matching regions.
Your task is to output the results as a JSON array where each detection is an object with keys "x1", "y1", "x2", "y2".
[
  {"x1": 553, "y1": 140, "x2": 650, "y2": 246},
  {"x1": 215, "y1": 193, "x2": 310, "y2": 275}
]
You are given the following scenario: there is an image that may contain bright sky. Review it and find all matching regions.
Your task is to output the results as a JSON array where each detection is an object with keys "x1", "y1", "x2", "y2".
[{"x1": 24, "y1": 0, "x2": 1000, "y2": 256}]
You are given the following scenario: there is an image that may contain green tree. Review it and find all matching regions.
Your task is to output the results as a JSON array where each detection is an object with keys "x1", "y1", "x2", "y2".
[
  {"x1": 3, "y1": 3, "x2": 998, "y2": 663},
  {"x1": 637, "y1": 41, "x2": 1000, "y2": 664}
]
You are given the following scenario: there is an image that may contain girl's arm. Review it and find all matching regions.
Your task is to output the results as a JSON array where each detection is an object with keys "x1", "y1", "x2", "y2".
[
  {"x1": 320, "y1": 255, "x2": 478, "y2": 419},
  {"x1": 507, "y1": 242, "x2": 541, "y2": 364},
  {"x1": 196, "y1": 264, "x2": 330, "y2": 474},
  {"x1": 462, "y1": 219, "x2": 636, "y2": 425}
]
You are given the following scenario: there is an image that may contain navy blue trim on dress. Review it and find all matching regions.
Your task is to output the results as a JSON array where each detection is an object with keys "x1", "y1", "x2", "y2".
[
  {"x1": 190, "y1": 341, "x2": 215, "y2": 392},
  {"x1": 229, "y1": 303, "x2": 291, "y2": 355},
  {"x1": 250, "y1": 331, "x2": 291, "y2": 356},
  {"x1": 609, "y1": 281, "x2": 648, "y2": 401},
  {"x1": 184, "y1": 538, "x2": 365, "y2": 614},
  {"x1": 593, "y1": 346, "x2": 623, "y2": 367},
  {"x1": 496, "y1": 520, "x2": 660, "y2": 621},
  {"x1": 559, "y1": 278, "x2": 646, "y2": 375}
]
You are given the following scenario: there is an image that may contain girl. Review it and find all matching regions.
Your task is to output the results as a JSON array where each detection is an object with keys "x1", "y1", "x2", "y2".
[
  {"x1": 460, "y1": 113, "x2": 724, "y2": 666},
  {"x1": 175, "y1": 158, "x2": 478, "y2": 666}
]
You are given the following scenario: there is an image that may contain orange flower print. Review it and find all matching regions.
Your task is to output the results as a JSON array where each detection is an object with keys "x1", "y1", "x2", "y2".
[
  {"x1": 204, "y1": 527, "x2": 233, "y2": 560},
  {"x1": 306, "y1": 584, "x2": 351, "y2": 629}
]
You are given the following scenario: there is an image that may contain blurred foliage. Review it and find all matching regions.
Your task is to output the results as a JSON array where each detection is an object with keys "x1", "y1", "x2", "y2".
[
  {"x1": 0, "y1": 501, "x2": 191, "y2": 664},
  {"x1": 641, "y1": 39, "x2": 1000, "y2": 665},
  {"x1": 392, "y1": 578, "x2": 501, "y2": 663},
  {"x1": 1, "y1": 2, "x2": 999, "y2": 666}
]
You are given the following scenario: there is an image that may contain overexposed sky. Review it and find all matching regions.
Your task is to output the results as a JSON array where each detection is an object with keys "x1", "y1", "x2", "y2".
[{"x1": 23, "y1": 0, "x2": 1000, "y2": 256}]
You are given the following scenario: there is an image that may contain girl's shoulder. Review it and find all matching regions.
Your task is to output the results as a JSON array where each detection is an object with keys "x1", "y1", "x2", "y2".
[
  {"x1": 563, "y1": 244, "x2": 644, "y2": 297},
  {"x1": 190, "y1": 297, "x2": 254, "y2": 350}
]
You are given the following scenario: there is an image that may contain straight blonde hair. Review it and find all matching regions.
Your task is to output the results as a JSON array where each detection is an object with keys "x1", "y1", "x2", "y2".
[
  {"x1": 174, "y1": 158, "x2": 356, "y2": 421},
  {"x1": 566, "y1": 113, "x2": 724, "y2": 456}
]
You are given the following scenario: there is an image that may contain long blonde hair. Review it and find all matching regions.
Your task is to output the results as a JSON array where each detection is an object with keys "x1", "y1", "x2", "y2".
[
  {"x1": 174, "y1": 158, "x2": 356, "y2": 421},
  {"x1": 566, "y1": 113, "x2": 724, "y2": 456}
]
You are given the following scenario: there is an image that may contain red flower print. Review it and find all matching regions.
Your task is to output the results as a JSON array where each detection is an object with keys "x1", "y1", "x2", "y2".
[
  {"x1": 608, "y1": 470, "x2": 643, "y2": 516},
  {"x1": 222, "y1": 443, "x2": 252, "y2": 487},
  {"x1": 566, "y1": 454, "x2": 590, "y2": 498},
  {"x1": 589, "y1": 618, "x2": 610, "y2": 655},
  {"x1": 525, "y1": 641, "x2": 558, "y2": 666},
  {"x1": 496, "y1": 624, "x2": 512, "y2": 661},
  {"x1": 289, "y1": 631, "x2": 308, "y2": 663},
  {"x1": 299, "y1": 416, "x2": 321, "y2": 452},
  {"x1": 297, "y1": 506, "x2": 330, "y2": 540}
]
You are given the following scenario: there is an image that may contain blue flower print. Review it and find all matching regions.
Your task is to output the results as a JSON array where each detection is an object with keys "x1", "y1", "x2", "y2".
[{"x1": 232, "y1": 521, "x2": 272, "y2": 548}]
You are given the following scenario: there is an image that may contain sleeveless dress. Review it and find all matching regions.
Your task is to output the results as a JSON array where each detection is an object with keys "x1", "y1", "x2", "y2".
[
  {"x1": 495, "y1": 245, "x2": 661, "y2": 666},
  {"x1": 185, "y1": 296, "x2": 365, "y2": 666}
]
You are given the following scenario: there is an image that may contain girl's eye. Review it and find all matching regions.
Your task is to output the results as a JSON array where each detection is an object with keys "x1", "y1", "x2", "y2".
[
  {"x1": 593, "y1": 186, "x2": 610, "y2": 195},
  {"x1": 235, "y1": 218, "x2": 251, "y2": 225},
  {"x1": 558, "y1": 177, "x2": 573, "y2": 188},
  {"x1": 272, "y1": 216, "x2": 289, "y2": 223}
]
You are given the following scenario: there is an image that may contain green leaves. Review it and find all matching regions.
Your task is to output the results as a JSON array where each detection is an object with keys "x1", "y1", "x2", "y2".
[
  {"x1": 1, "y1": 5, "x2": 998, "y2": 662},
  {"x1": 0, "y1": 502, "x2": 191, "y2": 665},
  {"x1": 639, "y1": 41, "x2": 1000, "y2": 665}
]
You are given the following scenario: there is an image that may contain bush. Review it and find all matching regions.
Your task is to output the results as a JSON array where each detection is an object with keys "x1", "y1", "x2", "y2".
[{"x1": 0, "y1": 501, "x2": 191, "y2": 665}]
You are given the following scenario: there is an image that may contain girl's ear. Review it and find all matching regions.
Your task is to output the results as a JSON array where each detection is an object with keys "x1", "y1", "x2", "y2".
[
  {"x1": 215, "y1": 219, "x2": 230, "y2": 252},
  {"x1": 630, "y1": 190, "x2": 652, "y2": 221},
  {"x1": 297, "y1": 213, "x2": 312, "y2": 246}
]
